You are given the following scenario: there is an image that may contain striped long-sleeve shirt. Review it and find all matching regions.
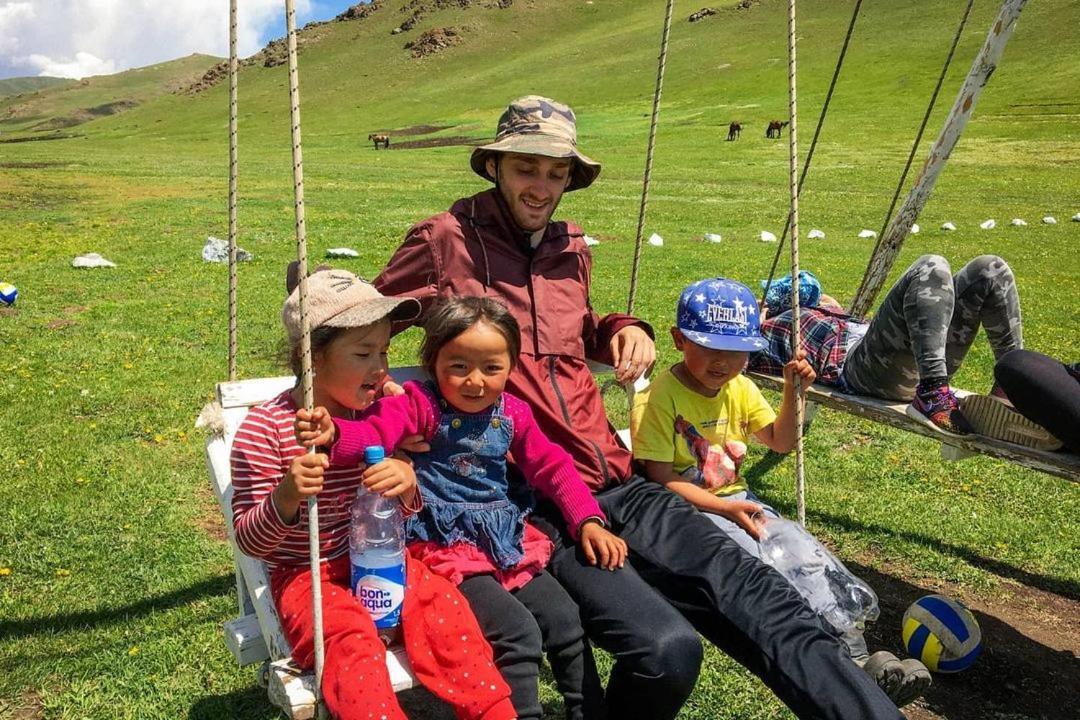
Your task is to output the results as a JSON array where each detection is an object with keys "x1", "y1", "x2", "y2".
[{"x1": 230, "y1": 390, "x2": 404, "y2": 570}]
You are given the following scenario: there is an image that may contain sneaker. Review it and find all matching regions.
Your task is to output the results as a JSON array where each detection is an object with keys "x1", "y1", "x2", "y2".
[
  {"x1": 894, "y1": 658, "x2": 932, "y2": 707},
  {"x1": 960, "y1": 394, "x2": 1063, "y2": 451},
  {"x1": 858, "y1": 651, "x2": 906, "y2": 706},
  {"x1": 906, "y1": 384, "x2": 971, "y2": 436}
]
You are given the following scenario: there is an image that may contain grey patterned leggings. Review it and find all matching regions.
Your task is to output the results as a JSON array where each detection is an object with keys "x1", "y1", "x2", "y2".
[{"x1": 841, "y1": 255, "x2": 1023, "y2": 401}]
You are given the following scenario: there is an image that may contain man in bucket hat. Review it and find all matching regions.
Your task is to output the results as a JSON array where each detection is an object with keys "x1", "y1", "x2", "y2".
[{"x1": 375, "y1": 96, "x2": 901, "y2": 720}]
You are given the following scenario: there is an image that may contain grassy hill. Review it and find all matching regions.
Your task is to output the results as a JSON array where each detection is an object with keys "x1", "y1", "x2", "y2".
[
  {"x1": 0, "y1": 54, "x2": 218, "y2": 134},
  {"x1": 0, "y1": 1, "x2": 1077, "y2": 719},
  {"x1": 0, "y1": 75, "x2": 73, "y2": 99}
]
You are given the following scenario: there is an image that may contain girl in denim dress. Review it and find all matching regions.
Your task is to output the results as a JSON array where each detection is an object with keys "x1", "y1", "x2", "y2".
[{"x1": 297, "y1": 296, "x2": 628, "y2": 720}]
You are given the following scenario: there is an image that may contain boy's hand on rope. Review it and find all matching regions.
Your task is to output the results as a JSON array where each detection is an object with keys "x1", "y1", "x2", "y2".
[
  {"x1": 294, "y1": 406, "x2": 336, "y2": 448},
  {"x1": 782, "y1": 350, "x2": 817, "y2": 396},
  {"x1": 610, "y1": 325, "x2": 656, "y2": 385},
  {"x1": 715, "y1": 498, "x2": 766, "y2": 541},
  {"x1": 579, "y1": 520, "x2": 628, "y2": 571}
]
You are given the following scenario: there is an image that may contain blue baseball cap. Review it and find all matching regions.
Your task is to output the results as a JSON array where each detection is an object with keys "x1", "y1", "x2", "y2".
[{"x1": 676, "y1": 278, "x2": 768, "y2": 352}]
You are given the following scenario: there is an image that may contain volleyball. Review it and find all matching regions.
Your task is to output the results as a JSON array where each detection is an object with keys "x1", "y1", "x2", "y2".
[
  {"x1": 902, "y1": 594, "x2": 982, "y2": 673},
  {"x1": 0, "y1": 283, "x2": 17, "y2": 306}
]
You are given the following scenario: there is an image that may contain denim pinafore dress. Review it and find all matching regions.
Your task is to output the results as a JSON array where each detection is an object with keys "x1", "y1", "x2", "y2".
[{"x1": 406, "y1": 385, "x2": 535, "y2": 569}]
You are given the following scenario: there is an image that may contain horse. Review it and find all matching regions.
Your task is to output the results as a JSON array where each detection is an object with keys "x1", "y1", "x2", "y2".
[
  {"x1": 368, "y1": 133, "x2": 390, "y2": 149},
  {"x1": 727, "y1": 121, "x2": 742, "y2": 141},
  {"x1": 765, "y1": 120, "x2": 789, "y2": 139}
]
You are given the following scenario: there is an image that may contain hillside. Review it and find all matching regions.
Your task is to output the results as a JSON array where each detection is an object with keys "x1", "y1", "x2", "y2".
[
  {"x1": 0, "y1": 53, "x2": 219, "y2": 134},
  {"x1": 0, "y1": 75, "x2": 72, "y2": 98}
]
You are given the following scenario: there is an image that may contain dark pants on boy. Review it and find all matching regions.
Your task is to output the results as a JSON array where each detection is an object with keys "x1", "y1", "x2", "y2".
[
  {"x1": 533, "y1": 477, "x2": 902, "y2": 720},
  {"x1": 458, "y1": 570, "x2": 604, "y2": 720}
]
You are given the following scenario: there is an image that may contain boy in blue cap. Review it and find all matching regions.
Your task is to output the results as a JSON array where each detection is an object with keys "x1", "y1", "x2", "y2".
[{"x1": 631, "y1": 277, "x2": 931, "y2": 708}]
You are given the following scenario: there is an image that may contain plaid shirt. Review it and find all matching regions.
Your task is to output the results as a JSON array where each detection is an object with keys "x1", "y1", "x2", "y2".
[{"x1": 747, "y1": 307, "x2": 857, "y2": 388}]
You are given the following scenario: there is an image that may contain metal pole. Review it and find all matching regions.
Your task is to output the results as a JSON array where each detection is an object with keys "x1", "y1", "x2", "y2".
[
  {"x1": 849, "y1": 0, "x2": 1028, "y2": 318},
  {"x1": 627, "y1": 0, "x2": 675, "y2": 316},
  {"x1": 283, "y1": 0, "x2": 325, "y2": 712},
  {"x1": 786, "y1": 0, "x2": 806, "y2": 527}
]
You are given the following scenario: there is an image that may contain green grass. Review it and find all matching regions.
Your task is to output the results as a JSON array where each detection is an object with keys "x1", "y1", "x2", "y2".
[
  {"x1": 0, "y1": 76, "x2": 74, "y2": 100},
  {"x1": 0, "y1": 1, "x2": 1078, "y2": 718}
]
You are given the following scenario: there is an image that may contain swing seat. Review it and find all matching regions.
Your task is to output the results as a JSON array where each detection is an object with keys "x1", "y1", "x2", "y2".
[
  {"x1": 747, "y1": 372, "x2": 1080, "y2": 482},
  {"x1": 203, "y1": 365, "x2": 645, "y2": 719}
]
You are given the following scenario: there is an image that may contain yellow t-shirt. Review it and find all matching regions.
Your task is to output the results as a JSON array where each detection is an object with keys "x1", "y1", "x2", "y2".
[{"x1": 631, "y1": 368, "x2": 776, "y2": 496}]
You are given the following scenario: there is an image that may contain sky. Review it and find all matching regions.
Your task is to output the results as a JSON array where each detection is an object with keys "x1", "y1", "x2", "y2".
[{"x1": 0, "y1": 1, "x2": 361, "y2": 80}]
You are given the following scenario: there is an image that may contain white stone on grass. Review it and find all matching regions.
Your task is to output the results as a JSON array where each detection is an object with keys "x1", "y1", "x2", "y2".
[
  {"x1": 1043, "y1": 216, "x2": 1057, "y2": 225},
  {"x1": 703, "y1": 233, "x2": 722, "y2": 243},
  {"x1": 326, "y1": 247, "x2": 359, "y2": 258},
  {"x1": 807, "y1": 228, "x2": 825, "y2": 239},
  {"x1": 1072, "y1": 213, "x2": 1080, "y2": 222},
  {"x1": 910, "y1": 223, "x2": 920, "y2": 234},
  {"x1": 941, "y1": 222, "x2": 957, "y2": 231},
  {"x1": 980, "y1": 219, "x2": 996, "y2": 230},
  {"x1": 72, "y1": 253, "x2": 116, "y2": 268},
  {"x1": 760, "y1": 230, "x2": 777, "y2": 243},
  {"x1": 583, "y1": 234, "x2": 600, "y2": 246},
  {"x1": 1010, "y1": 218, "x2": 1027, "y2": 226},
  {"x1": 648, "y1": 233, "x2": 664, "y2": 247},
  {"x1": 858, "y1": 229, "x2": 877, "y2": 239}
]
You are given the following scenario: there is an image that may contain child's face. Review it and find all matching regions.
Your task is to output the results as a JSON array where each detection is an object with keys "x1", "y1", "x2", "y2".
[
  {"x1": 671, "y1": 327, "x2": 748, "y2": 394},
  {"x1": 312, "y1": 320, "x2": 391, "y2": 415},
  {"x1": 434, "y1": 321, "x2": 513, "y2": 414}
]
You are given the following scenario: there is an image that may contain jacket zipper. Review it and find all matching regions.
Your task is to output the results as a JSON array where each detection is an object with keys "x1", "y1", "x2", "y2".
[{"x1": 548, "y1": 355, "x2": 610, "y2": 486}]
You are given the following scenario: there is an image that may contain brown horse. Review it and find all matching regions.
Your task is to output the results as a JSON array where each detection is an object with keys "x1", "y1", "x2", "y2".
[
  {"x1": 727, "y1": 121, "x2": 742, "y2": 141},
  {"x1": 765, "y1": 120, "x2": 789, "y2": 139},
  {"x1": 368, "y1": 133, "x2": 390, "y2": 149}
]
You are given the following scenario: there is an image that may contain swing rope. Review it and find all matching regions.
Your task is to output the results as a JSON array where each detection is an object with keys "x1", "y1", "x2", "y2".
[
  {"x1": 627, "y1": 0, "x2": 675, "y2": 316},
  {"x1": 851, "y1": 0, "x2": 975, "y2": 318},
  {"x1": 784, "y1": 0, "x2": 807, "y2": 527},
  {"x1": 282, "y1": 0, "x2": 326, "y2": 711},
  {"x1": 227, "y1": 0, "x2": 239, "y2": 381},
  {"x1": 760, "y1": 0, "x2": 864, "y2": 308}
]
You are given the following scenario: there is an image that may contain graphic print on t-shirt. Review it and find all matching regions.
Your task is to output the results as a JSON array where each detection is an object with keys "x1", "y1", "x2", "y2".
[{"x1": 674, "y1": 415, "x2": 747, "y2": 490}]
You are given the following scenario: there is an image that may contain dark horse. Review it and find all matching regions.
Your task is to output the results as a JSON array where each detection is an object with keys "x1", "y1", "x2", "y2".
[
  {"x1": 368, "y1": 133, "x2": 390, "y2": 149},
  {"x1": 765, "y1": 120, "x2": 789, "y2": 139},
  {"x1": 727, "y1": 121, "x2": 742, "y2": 141}
]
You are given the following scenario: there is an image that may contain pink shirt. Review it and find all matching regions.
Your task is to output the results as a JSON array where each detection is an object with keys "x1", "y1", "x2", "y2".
[{"x1": 330, "y1": 382, "x2": 605, "y2": 589}]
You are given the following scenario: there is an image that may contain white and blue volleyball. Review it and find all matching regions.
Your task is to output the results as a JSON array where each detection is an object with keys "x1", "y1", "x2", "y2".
[
  {"x1": 902, "y1": 594, "x2": 982, "y2": 673},
  {"x1": 0, "y1": 282, "x2": 17, "y2": 306}
]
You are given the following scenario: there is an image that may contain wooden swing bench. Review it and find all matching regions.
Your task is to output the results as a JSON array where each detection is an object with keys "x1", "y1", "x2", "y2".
[
  {"x1": 203, "y1": 365, "x2": 643, "y2": 719},
  {"x1": 747, "y1": 372, "x2": 1080, "y2": 483}
]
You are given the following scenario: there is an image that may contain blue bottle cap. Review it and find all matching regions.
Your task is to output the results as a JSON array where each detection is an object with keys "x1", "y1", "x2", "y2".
[{"x1": 363, "y1": 445, "x2": 385, "y2": 465}]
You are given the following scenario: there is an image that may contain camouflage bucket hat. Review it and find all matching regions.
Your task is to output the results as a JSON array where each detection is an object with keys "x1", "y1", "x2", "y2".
[{"x1": 470, "y1": 95, "x2": 601, "y2": 192}]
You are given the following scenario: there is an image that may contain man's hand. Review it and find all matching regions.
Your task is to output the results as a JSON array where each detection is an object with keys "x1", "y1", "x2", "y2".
[
  {"x1": 714, "y1": 498, "x2": 766, "y2": 541},
  {"x1": 294, "y1": 406, "x2": 336, "y2": 448},
  {"x1": 579, "y1": 520, "x2": 628, "y2": 570},
  {"x1": 609, "y1": 325, "x2": 655, "y2": 385},
  {"x1": 782, "y1": 349, "x2": 816, "y2": 396}
]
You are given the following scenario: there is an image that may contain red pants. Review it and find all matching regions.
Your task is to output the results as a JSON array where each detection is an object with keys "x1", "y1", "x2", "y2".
[{"x1": 271, "y1": 552, "x2": 516, "y2": 720}]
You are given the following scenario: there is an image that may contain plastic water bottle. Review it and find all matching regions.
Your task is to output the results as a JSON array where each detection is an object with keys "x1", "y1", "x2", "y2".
[{"x1": 350, "y1": 446, "x2": 406, "y2": 645}]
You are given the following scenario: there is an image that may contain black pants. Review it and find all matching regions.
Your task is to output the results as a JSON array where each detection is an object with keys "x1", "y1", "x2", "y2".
[
  {"x1": 458, "y1": 570, "x2": 604, "y2": 720},
  {"x1": 995, "y1": 349, "x2": 1080, "y2": 452},
  {"x1": 534, "y1": 477, "x2": 902, "y2": 720}
]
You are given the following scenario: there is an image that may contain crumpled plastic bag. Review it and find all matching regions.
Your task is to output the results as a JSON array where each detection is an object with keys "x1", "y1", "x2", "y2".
[
  {"x1": 72, "y1": 253, "x2": 116, "y2": 268},
  {"x1": 203, "y1": 236, "x2": 253, "y2": 263},
  {"x1": 758, "y1": 517, "x2": 879, "y2": 633}
]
